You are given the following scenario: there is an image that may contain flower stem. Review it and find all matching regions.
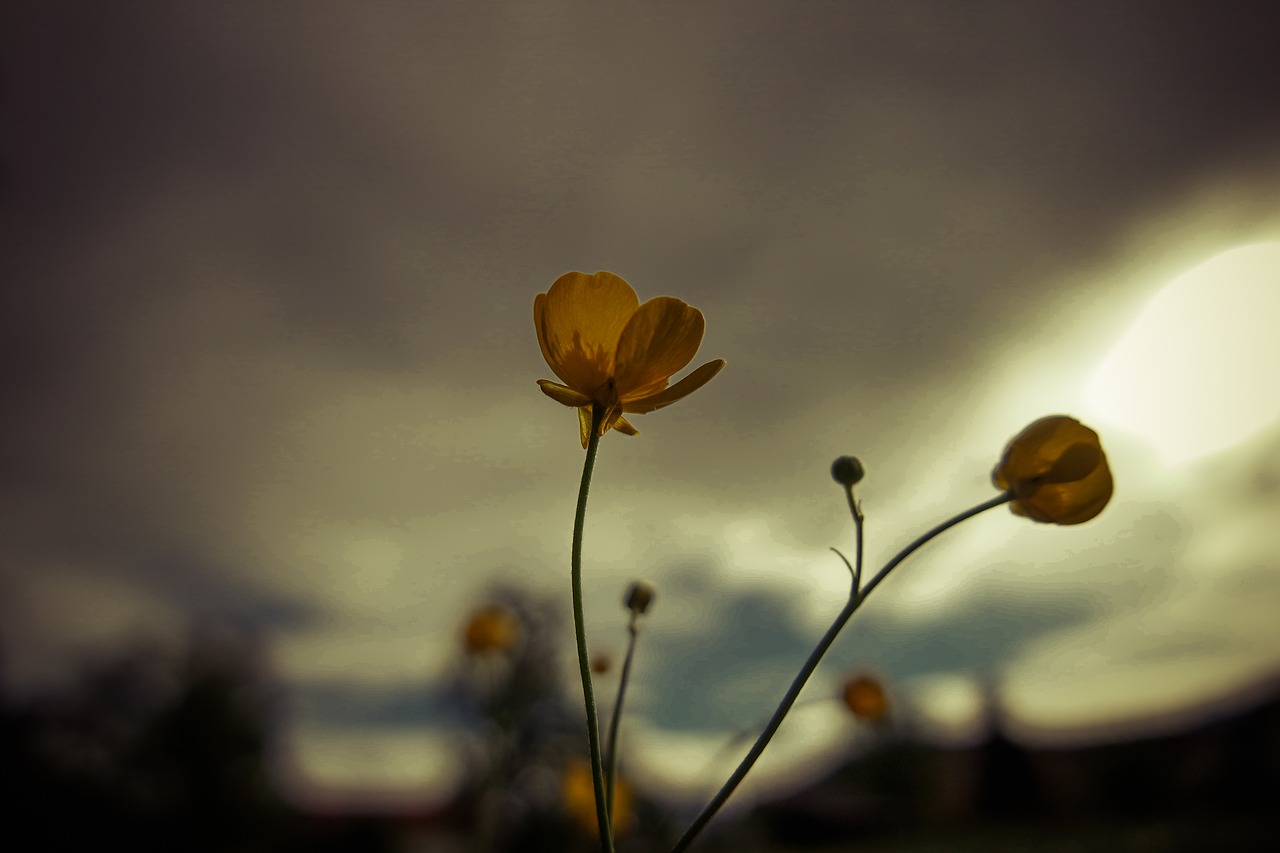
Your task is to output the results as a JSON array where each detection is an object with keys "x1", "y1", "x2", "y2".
[
  {"x1": 670, "y1": 491, "x2": 1012, "y2": 852},
  {"x1": 859, "y1": 492, "x2": 1012, "y2": 602},
  {"x1": 571, "y1": 408, "x2": 614, "y2": 851},
  {"x1": 842, "y1": 482, "x2": 865, "y2": 593},
  {"x1": 692, "y1": 695, "x2": 829, "y2": 788},
  {"x1": 669, "y1": 577, "x2": 858, "y2": 852},
  {"x1": 605, "y1": 611, "x2": 640, "y2": 812}
]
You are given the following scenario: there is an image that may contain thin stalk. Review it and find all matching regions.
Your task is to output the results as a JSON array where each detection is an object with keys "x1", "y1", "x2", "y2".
[
  {"x1": 843, "y1": 483, "x2": 865, "y2": 594},
  {"x1": 859, "y1": 492, "x2": 1012, "y2": 602},
  {"x1": 570, "y1": 407, "x2": 614, "y2": 851},
  {"x1": 692, "y1": 695, "x2": 829, "y2": 789},
  {"x1": 670, "y1": 491, "x2": 1013, "y2": 852},
  {"x1": 669, "y1": 577, "x2": 858, "y2": 852},
  {"x1": 605, "y1": 611, "x2": 640, "y2": 811}
]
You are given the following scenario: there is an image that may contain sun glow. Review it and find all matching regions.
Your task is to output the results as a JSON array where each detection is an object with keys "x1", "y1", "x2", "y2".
[{"x1": 1084, "y1": 242, "x2": 1280, "y2": 467}]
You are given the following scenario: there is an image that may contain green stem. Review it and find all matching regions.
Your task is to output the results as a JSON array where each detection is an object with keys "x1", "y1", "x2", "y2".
[
  {"x1": 843, "y1": 482, "x2": 865, "y2": 594},
  {"x1": 669, "y1": 580, "x2": 857, "y2": 852},
  {"x1": 571, "y1": 407, "x2": 614, "y2": 851},
  {"x1": 692, "y1": 695, "x2": 829, "y2": 787},
  {"x1": 670, "y1": 491, "x2": 1012, "y2": 852},
  {"x1": 605, "y1": 611, "x2": 640, "y2": 812},
  {"x1": 858, "y1": 492, "x2": 1012, "y2": 602}
]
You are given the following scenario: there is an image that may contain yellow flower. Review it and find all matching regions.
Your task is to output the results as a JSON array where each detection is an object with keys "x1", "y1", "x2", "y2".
[
  {"x1": 535, "y1": 271, "x2": 725, "y2": 447},
  {"x1": 841, "y1": 674, "x2": 889, "y2": 722},
  {"x1": 561, "y1": 757, "x2": 634, "y2": 837},
  {"x1": 993, "y1": 415, "x2": 1113, "y2": 525},
  {"x1": 461, "y1": 604, "x2": 520, "y2": 655}
]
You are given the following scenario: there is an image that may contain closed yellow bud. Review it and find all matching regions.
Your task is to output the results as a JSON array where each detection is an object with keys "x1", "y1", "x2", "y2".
[{"x1": 993, "y1": 415, "x2": 1113, "y2": 525}]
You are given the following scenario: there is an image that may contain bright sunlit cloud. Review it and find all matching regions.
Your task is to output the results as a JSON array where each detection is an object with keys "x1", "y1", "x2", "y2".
[
  {"x1": 1084, "y1": 242, "x2": 1280, "y2": 467},
  {"x1": 628, "y1": 702, "x2": 853, "y2": 806},
  {"x1": 278, "y1": 726, "x2": 466, "y2": 806}
]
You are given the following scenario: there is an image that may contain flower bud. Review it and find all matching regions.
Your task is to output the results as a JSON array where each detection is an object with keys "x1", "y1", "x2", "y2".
[
  {"x1": 993, "y1": 415, "x2": 1113, "y2": 524},
  {"x1": 830, "y1": 455, "x2": 865, "y2": 487},
  {"x1": 624, "y1": 580, "x2": 656, "y2": 615},
  {"x1": 841, "y1": 674, "x2": 889, "y2": 722}
]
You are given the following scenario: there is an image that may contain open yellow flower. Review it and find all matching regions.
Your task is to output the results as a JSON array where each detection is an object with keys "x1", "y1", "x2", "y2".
[
  {"x1": 993, "y1": 415, "x2": 1113, "y2": 524},
  {"x1": 535, "y1": 271, "x2": 725, "y2": 447},
  {"x1": 461, "y1": 604, "x2": 520, "y2": 656}
]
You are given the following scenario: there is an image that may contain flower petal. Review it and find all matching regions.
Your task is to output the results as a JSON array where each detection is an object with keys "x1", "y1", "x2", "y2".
[
  {"x1": 622, "y1": 359, "x2": 725, "y2": 414},
  {"x1": 1017, "y1": 463, "x2": 1113, "y2": 524},
  {"x1": 536, "y1": 271, "x2": 640, "y2": 395},
  {"x1": 538, "y1": 379, "x2": 592, "y2": 408},
  {"x1": 533, "y1": 292, "x2": 556, "y2": 379},
  {"x1": 993, "y1": 416, "x2": 1099, "y2": 490},
  {"x1": 1041, "y1": 442, "x2": 1103, "y2": 484},
  {"x1": 613, "y1": 296, "x2": 706, "y2": 399},
  {"x1": 611, "y1": 416, "x2": 639, "y2": 436},
  {"x1": 577, "y1": 406, "x2": 593, "y2": 449}
]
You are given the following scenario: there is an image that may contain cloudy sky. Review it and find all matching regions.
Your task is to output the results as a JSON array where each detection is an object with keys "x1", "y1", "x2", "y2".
[{"x1": 4, "y1": 0, "x2": 1280, "y2": 808}]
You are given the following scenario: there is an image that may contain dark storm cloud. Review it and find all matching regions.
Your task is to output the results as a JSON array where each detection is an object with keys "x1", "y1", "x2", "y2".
[
  {"x1": 696, "y1": 0, "x2": 1280, "y2": 432},
  {"x1": 2, "y1": 1, "x2": 1279, "y2": 790},
  {"x1": 291, "y1": 679, "x2": 463, "y2": 730},
  {"x1": 638, "y1": 570, "x2": 1113, "y2": 732},
  {"x1": 639, "y1": 582, "x2": 822, "y2": 730},
  {"x1": 6, "y1": 1, "x2": 1279, "y2": 465}
]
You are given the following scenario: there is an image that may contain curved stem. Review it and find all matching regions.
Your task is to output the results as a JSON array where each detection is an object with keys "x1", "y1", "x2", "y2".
[
  {"x1": 671, "y1": 587, "x2": 858, "y2": 853},
  {"x1": 571, "y1": 407, "x2": 614, "y2": 851},
  {"x1": 670, "y1": 491, "x2": 1013, "y2": 852},
  {"x1": 859, "y1": 492, "x2": 1012, "y2": 602},
  {"x1": 692, "y1": 695, "x2": 829, "y2": 788},
  {"x1": 605, "y1": 612, "x2": 640, "y2": 811},
  {"x1": 843, "y1": 483, "x2": 865, "y2": 594}
]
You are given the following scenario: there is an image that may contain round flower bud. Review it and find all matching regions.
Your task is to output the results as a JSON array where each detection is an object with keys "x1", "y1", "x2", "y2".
[
  {"x1": 830, "y1": 455, "x2": 865, "y2": 487},
  {"x1": 624, "y1": 580, "x2": 656, "y2": 615},
  {"x1": 993, "y1": 415, "x2": 1113, "y2": 525},
  {"x1": 841, "y1": 674, "x2": 889, "y2": 722}
]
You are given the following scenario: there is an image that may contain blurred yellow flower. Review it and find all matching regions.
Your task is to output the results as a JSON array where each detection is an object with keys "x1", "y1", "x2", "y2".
[
  {"x1": 461, "y1": 604, "x2": 520, "y2": 655},
  {"x1": 561, "y1": 757, "x2": 634, "y2": 836},
  {"x1": 535, "y1": 271, "x2": 725, "y2": 447},
  {"x1": 994, "y1": 415, "x2": 1113, "y2": 524},
  {"x1": 841, "y1": 674, "x2": 889, "y2": 722}
]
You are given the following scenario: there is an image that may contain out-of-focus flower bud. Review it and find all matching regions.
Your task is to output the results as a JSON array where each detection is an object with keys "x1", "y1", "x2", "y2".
[
  {"x1": 841, "y1": 674, "x2": 889, "y2": 722},
  {"x1": 624, "y1": 580, "x2": 656, "y2": 615}
]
